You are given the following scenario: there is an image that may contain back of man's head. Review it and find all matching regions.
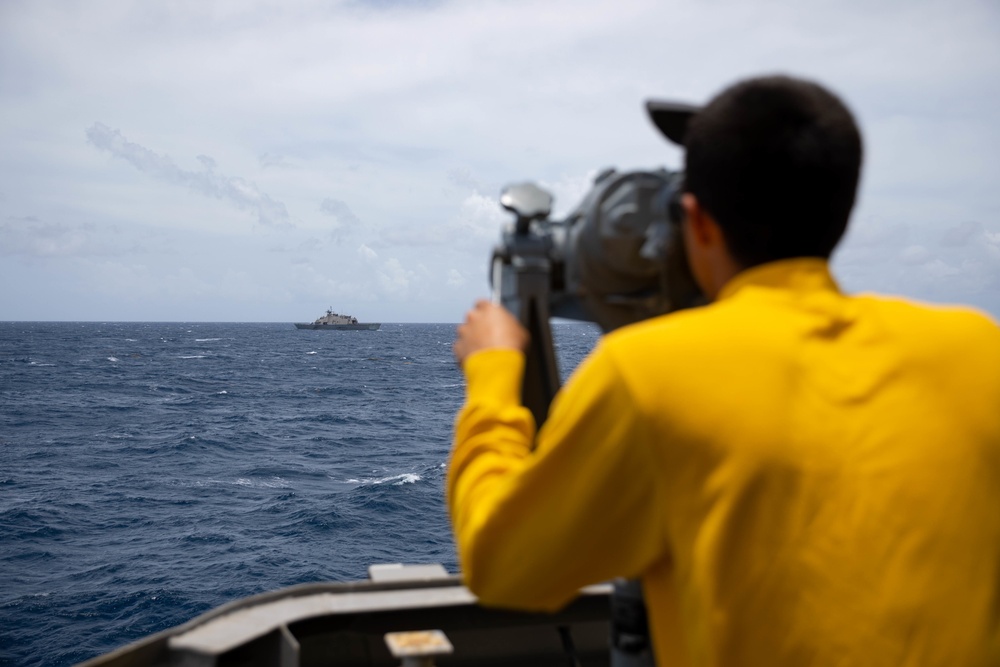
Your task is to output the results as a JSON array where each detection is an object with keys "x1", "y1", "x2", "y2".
[{"x1": 684, "y1": 75, "x2": 863, "y2": 268}]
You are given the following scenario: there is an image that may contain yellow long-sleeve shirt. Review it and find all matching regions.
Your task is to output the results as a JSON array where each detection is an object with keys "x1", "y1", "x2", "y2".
[{"x1": 448, "y1": 258, "x2": 1000, "y2": 667}]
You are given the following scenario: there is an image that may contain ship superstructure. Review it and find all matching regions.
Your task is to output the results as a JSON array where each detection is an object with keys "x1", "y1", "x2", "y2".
[{"x1": 295, "y1": 308, "x2": 380, "y2": 330}]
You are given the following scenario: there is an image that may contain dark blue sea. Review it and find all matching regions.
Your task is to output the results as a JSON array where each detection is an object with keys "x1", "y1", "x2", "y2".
[{"x1": 0, "y1": 321, "x2": 600, "y2": 666}]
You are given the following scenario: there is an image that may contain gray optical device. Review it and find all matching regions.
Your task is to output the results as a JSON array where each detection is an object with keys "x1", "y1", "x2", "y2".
[
  {"x1": 490, "y1": 99, "x2": 703, "y2": 428},
  {"x1": 490, "y1": 100, "x2": 704, "y2": 427},
  {"x1": 491, "y1": 169, "x2": 702, "y2": 427},
  {"x1": 491, "y1": 168, "x2": 702, "y2": 426}
]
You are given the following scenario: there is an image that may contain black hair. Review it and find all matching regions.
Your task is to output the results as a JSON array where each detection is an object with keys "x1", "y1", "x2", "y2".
[{"x1": 683, "y1": 75, "x2": 863, "y2": 267}]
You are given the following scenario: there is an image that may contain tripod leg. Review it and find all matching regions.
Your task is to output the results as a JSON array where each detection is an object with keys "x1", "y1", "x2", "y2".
[{"x1": 521, "y1": 294, "x2": 560, "y2": 432}]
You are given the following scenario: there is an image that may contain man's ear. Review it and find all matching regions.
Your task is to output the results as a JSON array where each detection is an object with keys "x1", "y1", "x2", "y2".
[
  {"x1": 680, "y1": 193, "x2": 744, "y2": 300},
  {"x1": 681, "y1": 193, "x2": 716, "y2": 246}
]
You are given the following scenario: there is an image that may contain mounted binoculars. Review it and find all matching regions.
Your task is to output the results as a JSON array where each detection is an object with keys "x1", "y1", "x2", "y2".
[{"x1": 488, "y1": 101, "x2": 704, "y2": 428}]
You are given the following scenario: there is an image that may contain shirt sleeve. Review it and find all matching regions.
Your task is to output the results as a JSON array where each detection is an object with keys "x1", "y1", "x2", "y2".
[{"x1": 447, "y1": 343, "x2": 666, "y2": 611}]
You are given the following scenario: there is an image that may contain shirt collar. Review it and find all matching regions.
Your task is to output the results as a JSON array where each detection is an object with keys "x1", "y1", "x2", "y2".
[{"x1": 716, "y1": 258, "x2": 841, "y2": 302}]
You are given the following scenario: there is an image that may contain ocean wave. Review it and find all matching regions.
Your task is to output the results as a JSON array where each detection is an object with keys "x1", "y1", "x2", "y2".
[
  {"x1": 233, "y1": 477, "x2": 291, "y2": 489},
  {"x1": 0, "y1": 322, "x2": 597, "y2": 667},
  {"x1": 345, "y1": 473, "x2": 421, "y2": 486}
]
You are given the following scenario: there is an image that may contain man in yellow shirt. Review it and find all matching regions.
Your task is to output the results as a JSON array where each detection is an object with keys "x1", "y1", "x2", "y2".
[{"x1": 448, "y1": 75, "x2": 1000, "y2": 666}]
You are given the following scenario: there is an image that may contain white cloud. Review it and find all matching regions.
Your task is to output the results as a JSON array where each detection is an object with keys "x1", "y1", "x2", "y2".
[
  {"x1": 375, "y1": 190, "x2": 508, "y2": 253},
  {"x1": 446, "y1": 268, "x2": 466, "y2": 287},
  {"x1": 540, "y1": 171, "x2": 601, "y2": 219},
  {"x1": 456, "y1": 193, "x2": 508, "y2": 241},
  {"x1": 378, "y1": 257, "x2": 414, "y2": 295}
]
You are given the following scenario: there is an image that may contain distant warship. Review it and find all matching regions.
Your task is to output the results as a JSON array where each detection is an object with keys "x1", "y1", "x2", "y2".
[{"x1": 294, "y1": 308, "x2": 380, "y2": 330}]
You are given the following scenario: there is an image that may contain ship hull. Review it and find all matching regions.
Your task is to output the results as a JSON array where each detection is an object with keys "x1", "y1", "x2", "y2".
[{"x1": 294, "y1": 323, "x2": 381, "y2": 330}]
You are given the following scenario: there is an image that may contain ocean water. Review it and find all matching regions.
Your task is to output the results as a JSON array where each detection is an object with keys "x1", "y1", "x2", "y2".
[{"x1": 0, "y1": 321, "x2": 600, "y2": 666}]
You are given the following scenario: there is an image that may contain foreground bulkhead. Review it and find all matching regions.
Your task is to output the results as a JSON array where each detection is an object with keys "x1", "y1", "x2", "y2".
[{"x1": 78, "y1": 564, "x2": 613, "y2": 667}]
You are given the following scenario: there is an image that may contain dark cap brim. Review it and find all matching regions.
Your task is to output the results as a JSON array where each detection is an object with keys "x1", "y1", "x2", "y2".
[{"x1": 646, "y1": 100, "x2": 700, "y2": 147}]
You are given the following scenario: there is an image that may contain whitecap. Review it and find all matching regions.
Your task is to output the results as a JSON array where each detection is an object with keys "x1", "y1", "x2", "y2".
[
  {"x1": 306, "y1": 351, "x2": 317, "y2": 355},
  {"x1": 195, "y1": 338, "x2": 223, "y2": 342},
  {"x1": 107, "y1": 356, "x2": 119, "y2": 362},
  {"x1": 232, "y1": 477, "x2": 290, "y2": 489},
  {"x1": 180, "y1": 355, "x2": 206, "y2": 359},
  {"x1": 390, "y1": 473, "x2": 420, "y2": 485},
  {"x1": 217, "y1": 390, "x2": 228, "y2": 395},
  {"x1": 348, "y1": 473, "x2": 421, "y2": 486}
]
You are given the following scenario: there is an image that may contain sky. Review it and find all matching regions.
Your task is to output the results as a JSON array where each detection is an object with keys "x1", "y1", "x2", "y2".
[{"x1": 1, "y1": 0, "x2": 998, "y2": 323}]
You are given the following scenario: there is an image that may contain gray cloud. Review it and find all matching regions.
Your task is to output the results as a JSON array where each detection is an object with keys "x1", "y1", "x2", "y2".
[
  {"x1": 941, "y1": 221, "x2": 983, "y2": 247},
  {"x1": 319, "y1": 198, "x2": 361, "y2": 228},
  {"x1": 259, "y1": 153, "x2": 291, "y2": 169},
  {"x1": 447, "y1": 167, "x2": 483, "y2": 192},
  {"x1": 0, "y1": 216, "x2": 138, "y2": 258},
  {"x1": 837, "y1": 217, "x2": 1000, "y2": 316},
  {"x1": 1, "y1": 216, "x2": 88, "y2": 257},
  {"x1": 86, "y1": 123, "x2": 291, "y2": 228}
]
